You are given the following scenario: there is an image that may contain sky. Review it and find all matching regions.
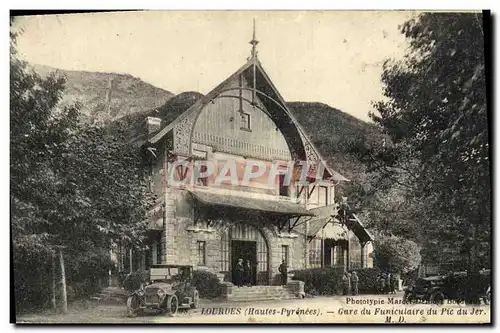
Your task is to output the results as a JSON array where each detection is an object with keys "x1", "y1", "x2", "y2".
[{"x1": 13, "y1": 11, "x2": 417, "y2": 122}]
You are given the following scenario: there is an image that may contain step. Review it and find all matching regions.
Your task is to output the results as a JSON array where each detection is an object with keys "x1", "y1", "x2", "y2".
[
  {"x1": 230, "y1": 296, "x2": 298, "y2": 302},
  {"x1": 232, "y1": 290, "x2": 293, "y2": 295},
  {"x1": 233, "y1": 290, "x2": 292, "y2": 295}
]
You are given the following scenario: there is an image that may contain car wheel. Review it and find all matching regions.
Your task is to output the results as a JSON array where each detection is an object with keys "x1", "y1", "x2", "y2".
[
  {"x1": 126, "y1": 295, "x2": 140, "y2": 318},
  {"x1": 430, "y1": 292, "x2": 445, "y2": 305},
  {"x1": 484, "y1": 291, "x2": 490, "y2": 305},
  {"x1": 190, "y1": 290, "x2": 199, "y2": 309},
  {"x1": 165, "y1": 295, "x2": 178, "y2": 316}
]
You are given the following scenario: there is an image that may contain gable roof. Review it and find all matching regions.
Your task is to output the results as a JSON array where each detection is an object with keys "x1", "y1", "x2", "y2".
[{"x1": 146, "y1": 58, "x2": 349, "y2": 182}]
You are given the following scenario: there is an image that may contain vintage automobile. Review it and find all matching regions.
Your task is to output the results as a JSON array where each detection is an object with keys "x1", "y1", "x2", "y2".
[
  {"x1": 126, "y1": 264, "x2": 200, "y2": 317},
  {"x1": 404, "y1": 270, "x2": 491, "y2": 304},
  {"x1": 403, "y1": 275, "x2": 446, "y2": 303}
]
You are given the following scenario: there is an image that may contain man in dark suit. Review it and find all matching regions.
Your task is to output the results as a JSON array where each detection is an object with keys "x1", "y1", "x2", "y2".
[
  {"x1": 278, "y1": 259, "x2": 288, "y2": 286},
  {"x1": 244, "y1": 260, "x2": 253, "y2": 287},
  {"x1": 234, "y1": 258, "x2": 244, "y2": 288}
]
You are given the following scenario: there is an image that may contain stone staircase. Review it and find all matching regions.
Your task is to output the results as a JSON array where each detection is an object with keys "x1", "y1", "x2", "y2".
[{"x1": 229, "y1": 285, "x2": 300, "y2": 302}]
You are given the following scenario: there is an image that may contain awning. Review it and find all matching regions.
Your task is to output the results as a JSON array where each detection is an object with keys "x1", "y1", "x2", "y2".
[
  {"x1": 346, "y1": 213, "x2": 374, "y2": 243},
  {"x1": 189, "y1": 190, "x2": 314, "y2": 217},
  {"x1": 308, "y1": 217, "x2": 348, "y2": 241},
  {"x1": 306, "y1": 208, "x2": 373, "y2": 243}
]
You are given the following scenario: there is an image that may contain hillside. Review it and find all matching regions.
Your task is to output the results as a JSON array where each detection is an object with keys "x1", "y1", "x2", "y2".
[
  {"x1": 287, "y1": 102, "x2": 382, "y2": 178},
  {"x1": 286, "y1": 102, "x2": 384, "y2": 201},
  {"x1": 30, "y1": 64, "x2": 174, "y2": 123},
  {"x1": 113, "y1": 91, "x2": 204, "y2": 146}
]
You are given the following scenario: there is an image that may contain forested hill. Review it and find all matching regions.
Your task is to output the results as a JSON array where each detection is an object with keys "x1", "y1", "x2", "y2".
[
  {"x1": 30, "y1": 63, "x2": 175, "y2": 123},
  {"x1": 286, "y1": 102, "x2": 382, "y2": 182}
]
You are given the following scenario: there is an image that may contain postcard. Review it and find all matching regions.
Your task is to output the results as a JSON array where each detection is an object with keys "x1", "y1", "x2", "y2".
[{"x1": 11, "y1": 10, "x2": 491, "y2": 324}]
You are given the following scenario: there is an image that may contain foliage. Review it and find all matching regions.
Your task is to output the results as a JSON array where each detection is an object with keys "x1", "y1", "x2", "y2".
[
  {"x1": 123, "y1": 270, "x2": 150, "y2": 292},
  {"x1": 192, "y1": 270, "x2": 222, "y2": 299},
  {"x1": 373, "y1": 234, "x2": 421, "y2": 274},
  {"x1": 10, "y1": 25, "x2": 156, "y2": 312},
  {"x1": 352, "y1": 268, "x2": 381, "y2": 294},
  {"x1": 292, "y1": 267, "x2": 383, "y2": 295},
  {"x1": 351, "y1": 13, "x2": 490, "y2": 270},
  {"x1": 291, "y1": 267, "x2": 344, "y2": 295}
]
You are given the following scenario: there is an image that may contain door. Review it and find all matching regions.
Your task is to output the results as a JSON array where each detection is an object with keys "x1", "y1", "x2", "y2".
[
  {"x1": 221, "y1": 224, "x2": 269, "y2": 285},
  {"x1": 231, "y1": 240, "x2": 257, "y2": 285},
  {"x1": 323, "y1": 239, "x2": 335, "y2": 267}
]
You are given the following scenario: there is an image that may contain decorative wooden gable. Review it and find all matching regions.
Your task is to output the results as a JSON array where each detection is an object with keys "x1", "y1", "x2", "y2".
[{"x1": 148, "y1": 49, "x2": 348, "y2": 182}]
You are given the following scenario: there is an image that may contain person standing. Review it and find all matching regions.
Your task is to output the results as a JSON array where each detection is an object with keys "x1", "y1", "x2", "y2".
[
  {"x1": 377, "y1": 274, "x2": 386, "y2": 295},
  {"x1": 351, "y1": 271, "x2": 359, "y2": 296},
  {"x1": 244, "y1": 260, "x2": 252, "y2": 287},
  {"x1": 342, "y1": 271, "x2": 351, "y2": 295},
  {"x1": 390, "y1": 274, "x2": 397, "y2": 294},
  {"x1": 385, "y1": 273, "x2": 391, "y2": 294},
  {"x1": 234, "y1": 258, "x2": 244, "y2": 288},
  {"x1": 278, "y1": 259, "x2": 288, "y2": 286}
]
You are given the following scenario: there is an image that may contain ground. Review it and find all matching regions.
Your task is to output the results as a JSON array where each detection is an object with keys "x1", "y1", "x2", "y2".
[{"x1": 16, "y1": 293, "x2": 490, "y2": 324}]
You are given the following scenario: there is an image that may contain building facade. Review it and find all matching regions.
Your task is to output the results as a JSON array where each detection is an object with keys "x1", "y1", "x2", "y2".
[{"x1": 115, "y1": 39, "x2": 373, "y2": 285}]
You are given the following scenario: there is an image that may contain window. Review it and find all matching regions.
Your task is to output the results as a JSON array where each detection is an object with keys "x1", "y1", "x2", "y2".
[
  {"x1": 318, "y1": 186, "x2": 329, "y2": 205},
  {"x1": 281, "y1": 245, "x2": 289, "y2": 266},
  {"x1": 309, "y1": 239, "x2": 322, "y2": 268},
  {"x1": 334, "y1": 245, "x2": 344, "y2": 266},
  {"x1": 144, "y1": 169, "x2": 154, "y2": 192},
  {"x1": 193, "y1": 149, "x2": 207, "y2": 159},
  {"x1": 156, "y1": 242, "x2": 162, "y2": 265},
  {"x1": 239, "y1": 112, "x2": 251, "y2": 131},
  {"x1": 220, "y1": 233, "x2": 229, "y2": 272},
  {"x1": 197, "y1": 241, "x2": 206, "y2": 266},
  {"x1": 279, "y1": 174, "x2": 290, "y2": 197},
  {"x1": 145, "y1": 248, "x2": 152, "y2": 269}
]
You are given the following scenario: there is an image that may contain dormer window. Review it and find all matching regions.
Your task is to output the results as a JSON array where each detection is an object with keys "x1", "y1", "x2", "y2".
[{"x1": 239, "y1": 112, "x2": 251, "y2": 131}]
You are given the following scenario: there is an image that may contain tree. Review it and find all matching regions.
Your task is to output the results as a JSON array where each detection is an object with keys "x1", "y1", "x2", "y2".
[
  {"x1": 359, "y1": 13, "x2": 490, "y2": 271},
  {"x1": 373, "y1": 234, "x2": 421, "y2": 275},
  {"x1": 11, "y1": 22, "x2": 155, "y2": 312}
]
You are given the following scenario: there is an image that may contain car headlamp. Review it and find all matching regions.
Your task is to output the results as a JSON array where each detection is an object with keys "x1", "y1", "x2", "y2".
[
  {"x1": 157, "y1": 289, "x2": 166, "y2": 298},
  {"x1": 137, "y1": 289, "x2": 145, "y2": 296}
]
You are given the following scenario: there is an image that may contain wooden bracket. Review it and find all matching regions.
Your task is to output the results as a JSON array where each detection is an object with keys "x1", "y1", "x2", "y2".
[{"x1": 307, "y1": 183, "x2": 317, "y2": 199}]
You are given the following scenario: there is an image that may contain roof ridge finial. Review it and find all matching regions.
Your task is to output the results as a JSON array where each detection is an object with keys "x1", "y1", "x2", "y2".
[{"x1": 249, "y1": 18, "x2": 259, "y2": 60}]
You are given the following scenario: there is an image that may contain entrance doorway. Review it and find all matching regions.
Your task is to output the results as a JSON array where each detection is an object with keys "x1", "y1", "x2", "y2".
[
  {"x1": 221, "y1": 224, "x2": 269, "y2": 285},
  {"x1": 231, "y1": 240, "x2": 257, "y2": 285}
]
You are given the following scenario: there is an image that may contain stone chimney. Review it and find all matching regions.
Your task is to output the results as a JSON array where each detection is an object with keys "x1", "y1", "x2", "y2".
[{"x1": 145, "y1": 117, "x2": 162, "y2": 136}]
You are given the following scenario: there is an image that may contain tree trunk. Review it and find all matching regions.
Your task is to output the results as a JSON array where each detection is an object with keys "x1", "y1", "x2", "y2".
[
  {"x1": 51, "y1": 252, "x2": 57, "y2": 311},
  {"x1": 59, "y1": 248, "x2": 68, "y2": 313}
]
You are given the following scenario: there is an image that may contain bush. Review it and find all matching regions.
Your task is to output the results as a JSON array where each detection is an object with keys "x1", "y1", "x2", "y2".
[
  {"x1": 354, "y1": 268, "x2": 381, "y2": 294},
  {"x1": 373, "y1": 234, "x2": 421, "y2": 274},
  {"x1": 292, "y1": 267, "x2": 382, "y2": 295},
  {"x1": 123, "y1": 270, "x2": 150, "y2": 292},
  {"x1": 192, "y1": 270, "x2": 222, "y2": 299},
  {"x1": 292, "y1": 267, "x2": 344, "y2": 295}
]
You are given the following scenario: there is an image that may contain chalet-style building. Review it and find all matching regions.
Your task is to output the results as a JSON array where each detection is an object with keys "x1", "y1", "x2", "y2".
[{"x1": 115, "y1": 29, "x2": 373, "y2": 285}]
